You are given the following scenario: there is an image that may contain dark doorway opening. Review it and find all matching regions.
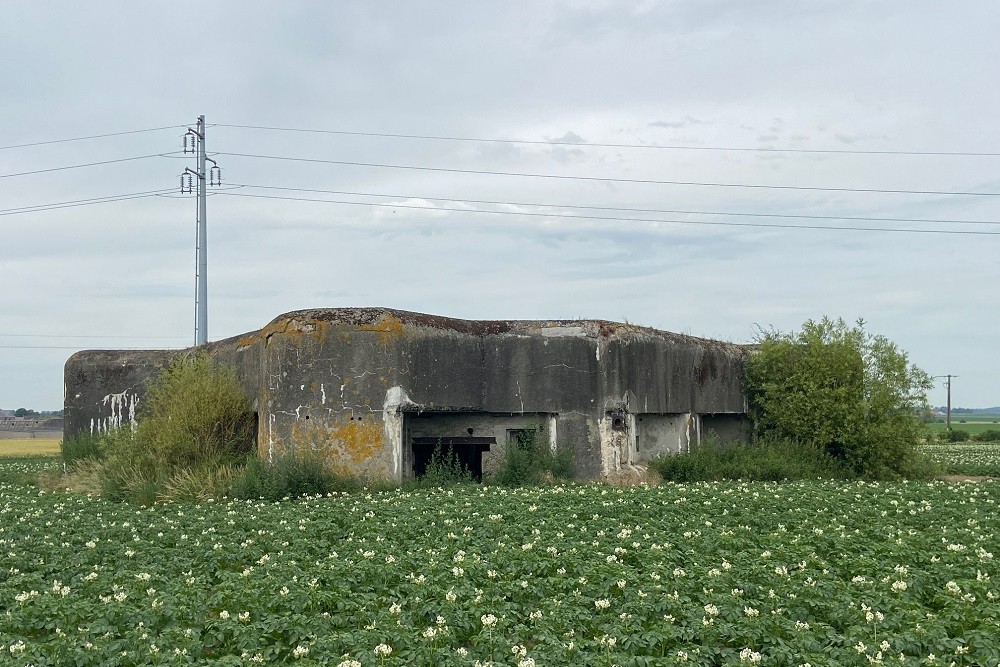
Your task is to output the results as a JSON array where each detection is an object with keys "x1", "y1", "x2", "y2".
[{"x1": 411, "y1": 436, "x2": 495, "y2": 481}]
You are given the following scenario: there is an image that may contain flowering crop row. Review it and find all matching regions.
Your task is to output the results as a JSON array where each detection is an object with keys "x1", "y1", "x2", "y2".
[
  {"x1": 918, "y1": 444, "x2": 1000, "y2": 477},
  {"x1": 0, "y1": 462, "x2": 998, "y2": 666}
]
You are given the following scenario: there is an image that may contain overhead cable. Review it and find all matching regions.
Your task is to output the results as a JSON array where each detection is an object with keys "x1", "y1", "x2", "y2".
[
  {"x1": 0, "y1": 124, "x2": 188, "y2": 151},
  {"x1": 231, "y1": 183, "x2": 1000, "y2": 227},
  {"x1": 214, "y1": 151, "x2": 1000, "y2": 197},
  {"x1": 215, "y1": 191, "x2": 1000, "y2": 236},
  {"x1": 0, "y1": 154, "x2": 167, "y2": 179},
  {"x1": 0, "y1": 189, "x2": 178, "y2": 216},
  {"x1": 213, "y1": 123, "x2": 1000, "y2": 157}
]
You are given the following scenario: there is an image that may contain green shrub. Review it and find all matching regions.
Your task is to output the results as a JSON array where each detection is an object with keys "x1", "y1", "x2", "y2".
[
  {"x1": 135, "y1": 354, "x2": 255, "y2": 470},
  {"x1": 99, "y1": 354, "x2": 255, "y2": 503},
  {"x1": 745, "y1": 317, "x2": 932, "y2": 478},
  {"x1": 974, "y1": 429, "x2": 1000, "y2": 443},
  {"x1": 649, "y1": 437, "x2": 854, "y2": 483},
  {"x1": 943, "y1": 428, "x2": 971, "y2": 443},
  {"x1": 60, "y1": 431, "x2": 109, "y2": 465},
  {"x1": 490, "y1": 429, "x2": 574, "y2": 487},
  {"x1": 228, "y1": 454, "x2": 362, "y2": 501}
]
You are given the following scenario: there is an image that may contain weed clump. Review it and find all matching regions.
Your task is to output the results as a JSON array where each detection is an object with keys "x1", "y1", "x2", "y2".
[
  {"x1": 60, "y1": 431, "x2": 108, "y2": 466},
  {"x1": 649, "y1": 436, "x2": 854, "y2": 483},
  {"x1": 490, "y1": 429, "x2": 574, "y2": 487},
  {"x1": 93, "y1": 354, "x2": 255, "y2": 503},
  {"x1": 229, "y1": 453, "x2": 363, "y2": 501}
]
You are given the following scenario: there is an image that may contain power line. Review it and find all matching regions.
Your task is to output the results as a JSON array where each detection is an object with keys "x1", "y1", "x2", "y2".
[
  {"x1": 213, "y1": 123, "x2": 1000, "y2": 158},
  {"x1": 0, "y1": 153, "x2": 168, "y2": 179},
  {"x1": 232, "y1": 183, "x2": 1000, "y2": 228},
  {"x1": 215, "y1": 150, "x2": 1000, "y2": 198},
  {"x1": 0, "y1": 345, "x2": 183, "y2": 350},
  {"x1": 0, "y1": 333, "x2": 187, "y2": 340},
  {"x1": 215, "y1": 191, "x2": 1000, "y2": 236},
  {"x1": 0, "y1": 189, "x2": 178, "y2": 216},
  {"x1": 0, "y1": 124, "x2": 187, "y2": 151}
]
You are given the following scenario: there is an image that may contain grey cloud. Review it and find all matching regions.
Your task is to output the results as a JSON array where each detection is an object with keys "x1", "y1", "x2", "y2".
[{"x1": 649, "y1": 116, "x2": 706, "y2": 129}]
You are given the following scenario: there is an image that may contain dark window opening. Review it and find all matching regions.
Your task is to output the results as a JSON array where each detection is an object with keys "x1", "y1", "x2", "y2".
[{"x1": 411, "y1": 436, "x2": 495, "y2": 482}]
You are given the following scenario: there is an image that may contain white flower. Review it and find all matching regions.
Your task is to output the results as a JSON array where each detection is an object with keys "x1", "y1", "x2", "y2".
[
  {"x1": 336, "y1": 659, "x2": 360, "y2": 667},
  {"x1": 704, "y1": 603, "x2": 719, "y2": 616},
  {"x1": 481, "y1": 613, "x2": 497, "y2": 628},
  {"x1": 9, "y1": 640, "x2": 26, "y2": 654},
  {"x1": 422, "y1": 626, "x2": 438, "y2": 639},
  {"x1": 891, "y1": 580, "x2": 907, "y2": 592},
  {"x1": 219, "y1": 610, "x2": 230, "y2": 620},
  {"x1": 739, "y1": 647, "x2": 762, "y2": 663},
  {"x1": 292, "y1": 645, "x2": 310, "y2": 658},
  {"x1": 446, "y1": 590, "x2": 457, "y2": 603},
  {"x1": 374, "y1": 643, "x2": 392, "y2": 657},
  {"x1": 595, "y1": 598, "x2": 611, "y2": 610},
  {"x1": 743, "y1": 606, "x2": 759, "y2": 617},
  {"x1": 389, "y1": 602, "x2": 402, "y2": 614}
]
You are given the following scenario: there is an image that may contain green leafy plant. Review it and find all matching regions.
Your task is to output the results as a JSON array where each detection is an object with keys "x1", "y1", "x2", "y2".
[
  {"x1": 3, "y1": 457, "x2": 1000, "y2": 664},
  {"x1": 650, "y1": 435, "x2": 855, "y2": 482},
  {"x1": 411, "y1": 445, "x2": 476, "y2": 487},
  {"x1": 228, "y1": 453, "x2": 363, "y2": 501},
  {"x1": 98, "y1": 353, "x2": 255, "y2": 503},
  {"x1": 944, "y1": 428, "x2": 972, "y2": 443},
  {"x1": 60, "y1": 431, "x2": 108, "y2": 465},
  {"x1": 744, "y1": 317, "x2": 934, "y2": 479},
  {"x1": 490, "y1": 428, "x2": 573, "y2": 487}
]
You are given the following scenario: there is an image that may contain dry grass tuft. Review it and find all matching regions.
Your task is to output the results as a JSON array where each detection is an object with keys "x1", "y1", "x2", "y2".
[
  {"x1": 38, "y1": 458, "x2": 104, "y2": 495},
  {"x1": 604, "y1": 464, "x2": 661, "y2": 488}
]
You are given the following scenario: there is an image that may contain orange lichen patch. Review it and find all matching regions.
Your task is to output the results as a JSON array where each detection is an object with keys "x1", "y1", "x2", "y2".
[
  {"x1": 358, "y1": 313, "x2": 410, "y2": 346},
  {"x1": 236, "y1": 333, "x2": 259, "y2": 350},
  {"x1": 258, "y1": 316, "x2": 332, "y2": 347},
  {"x1": 287, "y1": 415, "x2": 388, "y2": 477}
]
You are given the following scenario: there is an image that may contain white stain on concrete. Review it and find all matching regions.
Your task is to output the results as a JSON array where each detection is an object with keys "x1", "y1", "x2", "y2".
[
  {"x1": 548, "y1": 414, "x2": 558, "y2": 454},
  {"x1": 383, "y1": 386, "x2": 419, "y2": 483},
  {"x1": 98, "y1": 391, "x2": 138, "y2": 433}
]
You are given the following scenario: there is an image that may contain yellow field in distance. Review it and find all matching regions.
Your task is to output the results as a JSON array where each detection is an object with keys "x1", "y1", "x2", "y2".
[{"x1": 0, "y1": 438, "x2": 61, "y2": 457}]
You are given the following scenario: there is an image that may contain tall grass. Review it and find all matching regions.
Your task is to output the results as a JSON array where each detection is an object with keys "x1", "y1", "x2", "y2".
[
  {"x1": 228, "y1": 454, "x2": 364, "y2": 501},
  {"x1": 490, "y1": 428, "x2": 574, "y2": 487},
  {"x1": 650, "y1": 436, "x2": 941, "y2": 482}
]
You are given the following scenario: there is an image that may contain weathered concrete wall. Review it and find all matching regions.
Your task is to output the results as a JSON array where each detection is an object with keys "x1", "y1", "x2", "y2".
[{"x1": 65, "y1": 307, "x2": 750, "y2": 480}]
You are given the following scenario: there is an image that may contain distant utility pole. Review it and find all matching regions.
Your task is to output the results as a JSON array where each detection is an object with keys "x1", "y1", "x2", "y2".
[
  {"x1": 181, "y1": 116, "x2": 221, "y2": 346},
  {"x1": 933, "y1": 374, "x2": 959, "y2": 428}
]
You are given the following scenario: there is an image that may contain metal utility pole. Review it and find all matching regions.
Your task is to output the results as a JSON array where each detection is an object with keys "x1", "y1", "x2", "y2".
[
  {"x1": 932, "y1": 374, "x2": 959, "y2": 428},
  {"x1": 181, "y1": 116, "x2": 221, "y2": 346}
]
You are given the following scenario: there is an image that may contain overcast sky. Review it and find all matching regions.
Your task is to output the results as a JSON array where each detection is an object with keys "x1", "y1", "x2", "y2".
[{"x1": 2, "y1": 1, "x2": 998, "y2": 410}]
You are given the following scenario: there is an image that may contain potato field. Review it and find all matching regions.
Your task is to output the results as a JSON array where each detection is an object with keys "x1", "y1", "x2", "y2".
[{"x1": 1, "y1": 459, "x2": 998, "y2": 666}]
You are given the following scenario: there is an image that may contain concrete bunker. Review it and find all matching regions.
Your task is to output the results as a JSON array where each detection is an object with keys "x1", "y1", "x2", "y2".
[{"x1": 64, "y1": 308, "x2": 751, "y2": 481}]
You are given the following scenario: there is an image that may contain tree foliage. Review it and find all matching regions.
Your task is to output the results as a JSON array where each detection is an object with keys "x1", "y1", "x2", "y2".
[{"x1": 744, "y1": 317, "x2": 933, "y2": 478}]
